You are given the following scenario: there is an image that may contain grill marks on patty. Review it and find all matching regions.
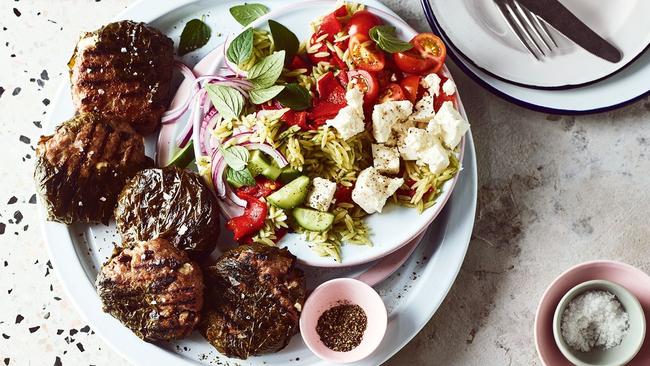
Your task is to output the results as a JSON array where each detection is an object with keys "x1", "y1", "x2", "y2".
[
  {"x1": 70, "y1": 21, "x2": 174, "y2": 135},
  {"x1": 34, "y1": 114, "x2": 152, "y2": 224},
  {"x1": 96, "y1": 238, "x2": 204, "y2": 342}
]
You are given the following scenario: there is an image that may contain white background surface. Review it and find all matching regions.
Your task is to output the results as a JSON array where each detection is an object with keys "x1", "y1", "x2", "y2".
[{"x1": 1, "y1": 1, "x2": 650, "y2": 365}]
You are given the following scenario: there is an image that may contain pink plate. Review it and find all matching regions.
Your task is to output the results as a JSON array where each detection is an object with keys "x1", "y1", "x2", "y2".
[
  {"x1": 300, "y1": 278, "x2": 387, "y2": 363},
  {"x1": 535, "y1": 260, "x2": 650, "y2": 366}
]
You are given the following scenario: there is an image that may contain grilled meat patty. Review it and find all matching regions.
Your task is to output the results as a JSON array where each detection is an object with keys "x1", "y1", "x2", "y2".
[
  {"x1": 200, "y1": 244, "x2": 306, "y2": 359},
  {"x1": 69, "y1": 20, "x2": 174, "y2": 135},
  {"x1": 96, "y1": 238, "x2": 204, "y2": 341},
  {"x1": 34, "y1": 113, "x2": 152, "y2": 224},
  {"x1": 115, "y1": 167, "x2": 219, "y2": 258}
]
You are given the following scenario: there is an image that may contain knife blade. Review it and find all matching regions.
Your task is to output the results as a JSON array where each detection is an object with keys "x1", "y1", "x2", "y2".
[{"x1": 516, "y1": 0, "x2": 622, "y2": 63}]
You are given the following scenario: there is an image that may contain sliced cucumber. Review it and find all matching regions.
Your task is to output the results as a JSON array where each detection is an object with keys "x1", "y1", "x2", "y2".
[
  {"x1": 248, "y1": 150, "x2": 281, "y2": 180},
  {"x1": 166, "y1": 141, "x2": 195, "y2": 168},
  {"x1": 292, "y1": 207, "x2": 334, "y2": 232},
  {"x1": 267, "y1": 175, "x2": 310, "y2": 209},
  {"x1": 278, "y1": 166, "x2": 301, "y2": 183}
]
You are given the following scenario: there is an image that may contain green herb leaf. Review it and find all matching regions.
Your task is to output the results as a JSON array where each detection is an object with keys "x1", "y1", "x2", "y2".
[
  {"x1": 220, "y1": 145, "x2": 249, "y2": 171},
  {"x1": 276, "y1": 83, "x2": 312, "y2": 111},
  {"x1": 226, "y1": 167, "x2": 256, "y2": 187},
  {"x1": 269, "y1": 20, "x2": 299, "y2": 62},
  {"x1": 226, "y1": 28, "x2": 254, "y2": 66},
  {"x1": 249, "y1": 85, "x2": 286, "y2": 105},
  {"x1": 205, "y1": 84, "x2": 244, "y2": 121},
  {"x1": 178, "y1": 18, "x2": 212, "y2": 56},
  {"x1": 229, "y1": 3, "x2": 269, "y2": 26},
  {"x1": 369, "y1": 25, "x2": 413, "y2": 53},
  {"x1": 248, "y1": 50, "x2": 286, "y2": 89}
]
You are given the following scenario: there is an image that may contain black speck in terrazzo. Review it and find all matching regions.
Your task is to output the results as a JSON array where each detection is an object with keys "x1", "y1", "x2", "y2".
[
  {"x1": 0, "y1": 223, "x2": 5, "y2": 235},
  {"x1": 42, "y1": 98, "x2": 50, "y2": 106},
  {"x1": 2, "y1": 333, "x2": 9, "y2": 339},
  {"x1": 33, "y1": 121, "x2": 42, "y2": 128},
  {"x1": 19, "y1": 135, "x2": 30, "y2": 144},
  {"x1": 79, "y1": 325, "x2": 90, "y2": 333},
  {"x1": 15, "y1": 315, "x2": 23, "y2": 324},
  {"x1": 3, "y1": 357, "x2": 8, "y2": 365},
  {"x1": 13, "y1": 211, "x2": 23, "y2": 224},
  {"x1": 53, "y1": 357, "x2": 62, "y2": 366},
  {"x1": 41, "y1": 70, "x2": 49, "y2": 80},
  {"x1": 56, "y1": 329, "x2": 64, "y2": 335},
  {"x1": 69, "y1": 329, "x2": 78, "y2": 336},
  {"x1": 43, "y1": 312, "x2": 50, "y2": 319},
  {"x1": 29, "y1": 194, "x2": 36, "y2": 204},
  {"x1": 0, "y1": 86, "x2": 4, "y2": 98},
  {"x1": 7, "y1": 289, "x2": 11, "y2": 295},
  {"x1": 11, "y1": 87, "x2": 20, "y2": 96},
  {"x1": 76, "y1": 342, "x2": 85, "y2": 352},
  {"x1": 53, "y1": 296, "x2": 61, "y2": 301},
  {"x1": 13, "y1": 8, "x2": 21, "y2": 17},
  {"x1": 3, "y1": 261, "x2": 7, "y2": 267},
  {"x1": 47, "y1": 260, "x2": 52, "y2": 269},
  {"x1": 37, "y1": 79, "x2": 45, "y2": 87},
  {"x1": 7, "y1": 196, "x2": 17, "y2": 204},
  {"x1": 28, "y1": 326, "x2": 40, "y2": 333}
]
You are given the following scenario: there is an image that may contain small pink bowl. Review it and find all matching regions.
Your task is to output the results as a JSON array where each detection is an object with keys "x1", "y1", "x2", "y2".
[
  {"x1": 300, "y1": 278, "x2": 387, "y2": 363},
  {"x1": 535, "y1": 260, "x2": 650, "y2": 366}
]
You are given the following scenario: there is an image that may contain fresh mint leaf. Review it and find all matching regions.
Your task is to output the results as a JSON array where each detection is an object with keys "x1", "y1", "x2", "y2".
[
  {"x1": 248, "y1": 50, "x2": 286, "y2": 89},
  {"x1": 178, "y1": 18, "x2": 211, "y2": 56},
  {"x1": 220, "y1": 145, "x2": 249, "y2": 171},
  {"x1": 269, "y1": 20, "x2": 299, "y2": 62},
  {"x1": 227, "y1": 27, "x2": 254, "y2": 66},
  {"x1": 369, "y1": 25, "x2": 413, "y2": 53},
  {"x1": 276, "y1": 83, "x2": 311, "y2": 111},
  {"x1": 249, "y1": 85, "x2": 285, "y2": 105},
  {"x1": 226, "y1": 167, "x2": 256, "y2": 187},
  {"x1": 229, "y1": 3, "x2": 269, "y2": 26},
  {"x1": 205, "y1": 84, "x2": 244, "y2": 121}
]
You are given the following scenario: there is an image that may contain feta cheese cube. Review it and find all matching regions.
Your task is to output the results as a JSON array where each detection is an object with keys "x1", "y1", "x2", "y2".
[
  {"x1": 326, "y1": 88, "x2": 365, "y2": 140},
  {"x1": 418, "y1": 143, "x2": 449, "y2": 174},
  {"x1": 429, "y1": 101, "x2": 470, "y2": 149},
  {"x1": 399, "y1": 127, "x2": 432, "y2": 161},
  {"x1": 385, "y1": 118, "x2": 415, "y2": 147},
  {"x1": 422, "y1": 73, "x2": 442, "y2": 96},
  {"x1": 410, "y1": 94, "x2": 435, "y2": 123},
  {"x1": 306, "y1": 177, "x2": 337, "y2": 212},
  {"x1": 352, "y1": 167, "x2": 404, "y2": 214},
  {"x1": 371, "y1": 100, "x2": 413, "y2": 143},
  {"x1": 442, "y1": 78, "x2": 456, "y2": 96},
  {"x1": 372, "y1": 144, "x2": 400, "y2": 174}
]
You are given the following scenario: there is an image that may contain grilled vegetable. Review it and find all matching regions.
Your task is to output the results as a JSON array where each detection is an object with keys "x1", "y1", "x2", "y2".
[
  {"x1": 69, "y1": 20, "x2": 174, "y2": 135},
  {"x1": 96, "y1": 238, "x2": 204, "y2": 341},
  {"x1": 200, "y1": 244, "x2": 306, "y2": 359},
  {"x1": 34, "y1": 113, "x2": 152, "y2": 225},
  {"x1": 115, "y1": 167, "x2": 219, "y2": 257}
]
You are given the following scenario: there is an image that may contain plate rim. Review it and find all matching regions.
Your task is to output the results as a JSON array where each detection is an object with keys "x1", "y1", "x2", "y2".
[
  {"x1": 426, "y1": 0, "x2": 650, "y2": 90},
  {"x1": 420, "y1": 0, "x2": 650, "y2": 115}
]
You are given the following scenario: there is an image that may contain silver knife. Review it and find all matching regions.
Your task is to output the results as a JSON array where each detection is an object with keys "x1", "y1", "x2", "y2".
[{"x1": 516, "y1": 0, "x2": 622, "y2": 63}]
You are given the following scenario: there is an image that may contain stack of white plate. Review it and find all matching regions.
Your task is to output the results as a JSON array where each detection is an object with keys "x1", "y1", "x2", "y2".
[{"x1": 421, "y1": 0, "x2": 650, "y2": 114}]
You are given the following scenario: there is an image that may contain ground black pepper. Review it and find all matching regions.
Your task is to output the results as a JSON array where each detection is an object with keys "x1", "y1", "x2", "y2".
[{"x1": 316, "y1": 302, "x2": 367, "y2": 352}]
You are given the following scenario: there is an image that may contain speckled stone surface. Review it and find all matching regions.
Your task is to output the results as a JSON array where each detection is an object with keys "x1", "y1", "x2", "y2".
[{"x1": 1, "y1": 1, "x2": 649, "y2": 365}]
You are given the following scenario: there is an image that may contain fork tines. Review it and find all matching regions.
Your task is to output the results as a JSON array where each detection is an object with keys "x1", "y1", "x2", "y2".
[{"x1": 494, "y1": 0, "x2": 558, "y2": 60}]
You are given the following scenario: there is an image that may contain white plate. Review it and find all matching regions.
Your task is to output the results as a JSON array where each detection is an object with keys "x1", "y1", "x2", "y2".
[
  {"x1": 430, "y1": 0, "x2": 650, "y2": 88},
  {"x1": 422, "y1": 0, "x2": 650, "y2": 114},
  {"x1": 157, "y1": 1, "x2": 467, "y2": 267},
  {"x1": 39, "y1": 0, "x2": 477, "y2": 365}
]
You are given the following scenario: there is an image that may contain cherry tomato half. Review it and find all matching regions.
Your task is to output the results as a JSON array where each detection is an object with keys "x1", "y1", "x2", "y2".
[
  {"x1": 348, "y1": 69, "x2": 379, "y2": 105},
  {"x1": 346, "y1": 10, "x2": 382, "y2": 36},
  {"x1": 349, "y1": 33, "x2": 385, "y2": 72},
  {"x1": 378, "y1": 83, "x2": 406, "y2": 103},
  {"x1": 394, "y1": 33, "x2": 446, "y2": 75},
  {"x1": 399, "y1": 75, "x2": 421, "y2": 104}
]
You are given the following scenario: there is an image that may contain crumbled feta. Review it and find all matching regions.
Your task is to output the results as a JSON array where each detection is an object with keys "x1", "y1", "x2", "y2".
[
  {"x1": 399, "y1": 127, "x2": 432, "y2": 161},
  {"x1": 418, "y1": 142, "x2": 449, "y2": 174},
  {"x1": 372, "y1": 144, "x2": 400, "y2": 175},
  {"x1": 352, "y1": 167, "x2": 404, "y2": 214},
  {"x1": 428, "y1": 101, "x2": 469, "y2": 149},
  {"x1": 371, "y1": 100, "x2": 413, "y2": 143},
  {"x1": 422, "y1": 73, "x2": 442, "y2": 96},
  {"x1": 306, "y1": 177, "x2": 337, "y2": 212},
  {"x1": 410, "y1": 94, "x2": 435, "y2": 123},
  {"x1": 442, "y1": 79, "x2": 456, "y2": 96},
  {"x1": 386, "y1": 118, "x2": 415, "y2": 147},
  {"x1": 326, "y1": 88, "x2": 365, "y2": 140}
]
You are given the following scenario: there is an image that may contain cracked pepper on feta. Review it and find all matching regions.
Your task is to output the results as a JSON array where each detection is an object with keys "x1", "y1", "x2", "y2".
[
  {"x1": 306, "y1": 177, "x2": 337, "y2": 212},
  {"x1": 352, "y1": 167, "x2": 404, "y2": 214}
]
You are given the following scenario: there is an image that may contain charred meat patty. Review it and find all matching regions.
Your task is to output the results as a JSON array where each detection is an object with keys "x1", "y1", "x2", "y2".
[
  {"x1": 34, "y1": 113, "x2": 152, "y2": 224},
  {"x1": 115, "y1": 167, "x2": 219, "y2": 258},
  {"x1": 69, "y1": 20, "x2": 174, "y2": 135},
  {"x1": 96, "y1": 238, "x2": 204, "y2": 341},
  {"x1": 200, "y1": 244, "x2": 306, "y2": 359}
]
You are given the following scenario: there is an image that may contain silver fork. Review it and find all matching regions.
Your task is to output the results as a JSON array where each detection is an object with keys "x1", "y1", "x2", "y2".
[{"x1": 494, "y1": 0, "x2": 559, "y2": 60}]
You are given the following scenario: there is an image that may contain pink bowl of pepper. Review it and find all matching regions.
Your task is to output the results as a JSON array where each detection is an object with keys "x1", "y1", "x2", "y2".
[{"x1": 300, "y1": 278, "x2": 387, "y2": 363}]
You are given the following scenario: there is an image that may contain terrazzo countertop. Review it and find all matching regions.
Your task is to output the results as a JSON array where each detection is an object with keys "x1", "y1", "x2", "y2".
[{"x1": 1, "y1": 1, "x2": 649, "y2": 365}]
